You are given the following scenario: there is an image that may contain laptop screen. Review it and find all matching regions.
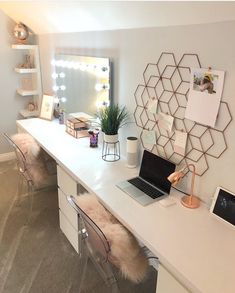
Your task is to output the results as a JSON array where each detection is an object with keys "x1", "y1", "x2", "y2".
[{"x1": 139, "y1": 150, "x2": 176, "y2": 194}]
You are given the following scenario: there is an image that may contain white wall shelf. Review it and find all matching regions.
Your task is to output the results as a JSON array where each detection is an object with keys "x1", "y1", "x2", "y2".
[
  {"x1": 14, "y1": 68, "x2": 38, "y2": 73},
  {"x1": 19, "y1": 109, "x2": 39, "y2": 118},
  {"x1": 12, "y1": 44, "x2": 42, "y2": 118},
  {"x1": 12, "y1": 44, "x2": 38, "y2": 50},
  {"x1": 17, "y1": 89, "x2": 38, "y2": 96}
]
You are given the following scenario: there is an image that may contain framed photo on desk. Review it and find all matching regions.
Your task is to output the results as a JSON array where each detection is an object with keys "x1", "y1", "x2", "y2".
[
  {"x1": 210, "y1": 186, "x2": 235, "y2": 226},
  {"x1": 40, "y1": 94, "x2": 54, "y2": 121}
]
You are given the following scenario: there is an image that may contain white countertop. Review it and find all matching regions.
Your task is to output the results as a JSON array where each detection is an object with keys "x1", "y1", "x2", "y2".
[{"x1": 17, "y1": 118, "x2": 235, "y2": 293}]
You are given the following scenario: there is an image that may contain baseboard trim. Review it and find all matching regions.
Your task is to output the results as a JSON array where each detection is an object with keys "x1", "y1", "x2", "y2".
[{"x1": 0, "y1": 152, "x2": 15, "y2": 162}]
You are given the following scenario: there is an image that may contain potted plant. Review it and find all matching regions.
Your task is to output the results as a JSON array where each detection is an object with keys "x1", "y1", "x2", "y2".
[{"x1": 97, "y1": 104, "x2": 129, "y2": 143}]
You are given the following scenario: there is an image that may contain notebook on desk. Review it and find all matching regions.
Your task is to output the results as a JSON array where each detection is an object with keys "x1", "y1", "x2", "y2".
[{"x1": 116, "y1": 150, "x2": 176, "y2": 206}]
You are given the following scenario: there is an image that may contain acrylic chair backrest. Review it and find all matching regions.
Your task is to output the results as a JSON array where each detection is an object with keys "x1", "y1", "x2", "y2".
[
  {"x1": 67, "y1": 195, "x2": 111, "y2": 263},
  {"x1": 3, "y1": 133, "x2": 33, "y2": 183}
]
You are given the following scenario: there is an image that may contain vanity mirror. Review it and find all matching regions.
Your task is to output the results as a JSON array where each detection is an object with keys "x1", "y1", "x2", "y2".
[{"x1": 52, "y1": 54, "x2": 111, "y2": 116}]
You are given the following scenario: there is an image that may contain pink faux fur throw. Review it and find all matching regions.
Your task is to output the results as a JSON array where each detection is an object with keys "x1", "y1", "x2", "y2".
[
  {"x1": 75, "y1": 194, "x2": 148, "y2": 283},
  {"x1": 11, "y1": 133, "x2": 56, "y2": 187}
]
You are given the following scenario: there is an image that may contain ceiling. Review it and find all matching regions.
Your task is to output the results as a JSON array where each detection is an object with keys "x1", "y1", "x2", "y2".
[{"x1": 1, "y1": 1, "x2": 235, "y2": 34}]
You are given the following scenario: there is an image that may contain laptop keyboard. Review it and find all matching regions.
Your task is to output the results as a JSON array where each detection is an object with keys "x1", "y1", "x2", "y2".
[{"x1": 128, "y1": 177, "x2": 164, "y2": 199}]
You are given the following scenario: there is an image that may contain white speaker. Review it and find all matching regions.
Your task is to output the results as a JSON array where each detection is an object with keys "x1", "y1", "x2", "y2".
[{"x1": 126, "y1": 137, "x2": 138, "y2": 168}]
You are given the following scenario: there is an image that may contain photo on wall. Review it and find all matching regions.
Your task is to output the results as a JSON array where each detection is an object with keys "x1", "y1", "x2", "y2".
[
  {"x1": 185, "y1": 68, "x2": 225, "y2": 127},
  {"x1": 192, "y1": 70, "x2": 219, "y2": 94}
]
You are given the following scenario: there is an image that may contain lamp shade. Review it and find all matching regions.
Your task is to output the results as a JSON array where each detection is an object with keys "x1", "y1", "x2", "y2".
[{"x1": 167, "y1": 170, "x2": 184, "y2": 186}]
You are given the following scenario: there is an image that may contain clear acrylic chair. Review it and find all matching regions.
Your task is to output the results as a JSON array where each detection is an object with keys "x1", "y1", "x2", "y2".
[
  {"x1": 67, "y1": 195, "x2": 120, "y2": 293},
  {"x1": 3, "y1": 133, "x2": 38, "y2": 223}
]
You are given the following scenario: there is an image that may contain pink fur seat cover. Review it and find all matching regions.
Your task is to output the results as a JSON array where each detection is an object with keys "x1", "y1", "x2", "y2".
[
  {"x1": 11, "y1": 133, "x2": 56, "y2": 187},
  {"x1": 75, "y1": 194, "x2": 148, "y2": 283}
]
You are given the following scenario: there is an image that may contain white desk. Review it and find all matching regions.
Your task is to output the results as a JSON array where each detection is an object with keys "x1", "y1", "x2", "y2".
[{"x1": 17, "y1": 118, "x2": 235, "y2": 293}]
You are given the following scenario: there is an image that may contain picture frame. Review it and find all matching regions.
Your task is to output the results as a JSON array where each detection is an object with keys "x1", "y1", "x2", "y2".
[
  {"x1": 39, "y1": 94, "x2": 54, "y2": 121},
  {"x1": 210, "y1": 186, "x2": 235, "y2": 227},
  {"x1": 185, "y1": 67, "x2": 225, "y2": 127}
]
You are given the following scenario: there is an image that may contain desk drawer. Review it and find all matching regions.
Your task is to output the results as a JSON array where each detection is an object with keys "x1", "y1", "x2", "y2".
[
  {"x1": 57, "y1": 165, "x2": 78, "y2": 196},
  {"x1": 156, "y1": 264, "x2": 189, "y2": 293},
  {"x1": 59, "y1": 210, "x2": 79, "y2": 253},
  {"x1": 58, "y1": 188, "x2": 78, "y2": 230}
]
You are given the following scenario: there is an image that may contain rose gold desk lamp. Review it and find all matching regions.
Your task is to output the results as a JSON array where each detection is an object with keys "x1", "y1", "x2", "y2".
[{"x1": 167, "y1": 164, "x2": 200, "y2": 209}]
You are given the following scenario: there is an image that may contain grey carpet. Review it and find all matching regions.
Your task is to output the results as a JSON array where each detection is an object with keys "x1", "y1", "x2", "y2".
[{"x1": 0, "y1": 160, "x2": 157, "y2": 293}]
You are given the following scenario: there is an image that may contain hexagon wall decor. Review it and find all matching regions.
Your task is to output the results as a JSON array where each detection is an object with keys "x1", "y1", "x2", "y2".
[{"x1": 134, "y1": 52, "x2": 232, "y2": 176}]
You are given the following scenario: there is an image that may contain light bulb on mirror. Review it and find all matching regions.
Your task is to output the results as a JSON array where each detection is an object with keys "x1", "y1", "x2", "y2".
[
  {"x1": 59, "y1": 72, "x2": 65, "y2": 78},
  {"x1": 104, "y1": 84, "x2": 110, "y2": 90},
  {"x1": 80, "y1": 63, "x2": 86, "y2": 71},
  {"x1": 60, "y1": 85, "x2": 66, "y2": 91},
  {"x1": 55, "y1": 60, "x2": 62, "y2": 67},
  {"x1": 95, "y1": 83, "x2": 103, "y2": 91},
  {"x1": 95, "y1": 83, "x2": 110, "y2": 92},
  {"x1": 54, "y1": 96, "x2": 60, "y2": 103},
  {"x1": 60, "y1": 97, "x2": 67, "y2": 103},
  {"x1": 52, "y1": 72, "x2": 58, "y2": 79},
  {"x1": 53, "y1": 85, "x2": 59, "y2": 92},
  {"x1": 101, "y1": 66, "x2": 109, "y2": 72},
  {"x1": 51, "y1": 59, "x2": 56, "y2": 66},
  {"x1": 73, "y1": 62, "x2": 80, "y2": 70}
]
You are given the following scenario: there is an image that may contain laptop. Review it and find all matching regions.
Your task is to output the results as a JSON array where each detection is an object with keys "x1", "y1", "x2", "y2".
[{"x1": 116, "y1": 150, "x2": 176, "y2": 206}]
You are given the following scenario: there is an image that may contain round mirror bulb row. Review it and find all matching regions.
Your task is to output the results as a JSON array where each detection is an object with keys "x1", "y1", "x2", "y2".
[
  {"x1": 53, "y1": 85, "x2": 66, "y2": 92},
  {"x1": 51, "y1": 59, "x2": 109, "y2": 75},
  {"x1": 54, "y1": 96, "x2": 67, "y2": 104},
  {"x1": 52, "y1": 72, "x2": 66, "y2": 79}
]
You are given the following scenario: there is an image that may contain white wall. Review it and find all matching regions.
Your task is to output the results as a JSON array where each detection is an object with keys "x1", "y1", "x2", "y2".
[{"x1": 38, "y1": 21, "x2": 235, "y2": 205}]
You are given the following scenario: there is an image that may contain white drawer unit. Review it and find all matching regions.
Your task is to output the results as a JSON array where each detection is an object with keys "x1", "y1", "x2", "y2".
[
  {"x1": 57, "y1": 165, "x2": 78, "y2": 196},
  {"x1": 58, "y1": 188, "x2": 79, "y2": 230},
  {"x1": 59, "y1": 210, "x2": 79, "y2": 253},
  {"x1": 57, "y1": 164, "x2": 81, "y2": 253},
  {"x1": 156, "y1": 264, "x2": 189, "y2": 293}
]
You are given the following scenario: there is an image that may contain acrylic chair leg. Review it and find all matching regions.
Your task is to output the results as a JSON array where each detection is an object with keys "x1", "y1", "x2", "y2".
[
  {"x1": 102, "y1": 262, "x2": 119, "y2": 293},
  {"x1": 16, "y1": 175, "x2": 24, "y2": 206},
  {"x1": 26, "y1": 182, "x2": 34, "y2": 225},
  {"x1": 110, "y1": 282, "x2": 120, "y2": 293},
  {"x1": 78, "y1": 245, "x2": 88, "y2": 293},
  {"x1": 89, "y1": 255, "x2": 120, "y2": 293}
]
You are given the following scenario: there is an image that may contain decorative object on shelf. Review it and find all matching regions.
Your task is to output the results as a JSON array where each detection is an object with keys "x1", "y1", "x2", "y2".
[
  {"x1": 97, "y1": 104, "x2": 129, "y2": 162},
  {"x1": 39, "y1": 94, "x2": 55, "y2": 121},
  {"x1": 27, "y1": 101, "x2": 37, "y2": 112},
  {"x1": 167, "y1": 163, "x2": 200, "y2": 209},
  {"x1": 126, "y1": 137, "x2": 138, "y2": 168},
  {"x1": 134, "y1": 52, "x2": 232, "y2": 176},
  {"x1": 13, "y1": 22, "x2": 29, "y2": 44},
  {"x1": 12, "y1": 44, "x2": 42, "y2": 118},
  {"x1": 21, "y1": 77, "x2": 33, "y2": 90},
  {"x1": 18, "y1": 54, "x2": 34, "y2": 69},
  {"x1": 88, "y1": 129, "x2": 99, "y2": 148}
]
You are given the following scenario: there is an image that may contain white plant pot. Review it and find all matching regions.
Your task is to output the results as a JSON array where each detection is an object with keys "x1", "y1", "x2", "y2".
[{"x1": 103, "y1": 134, "x2": 119, "y2": 143}]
